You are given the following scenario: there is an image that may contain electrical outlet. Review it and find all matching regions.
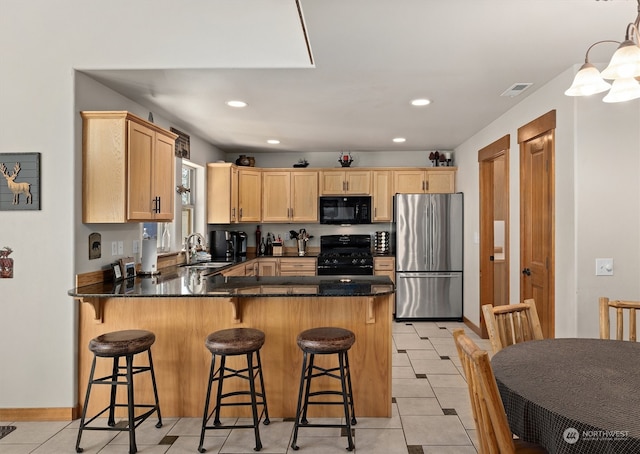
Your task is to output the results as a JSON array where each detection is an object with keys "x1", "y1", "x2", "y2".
[
  {"x1": 117, "y1": 241, "x2": 124, "y2": 255},
  {"x1": 595, "y1": 258, "x2": 613, "y2": 276},
  {"x1": 133, "y1": 240, "x2": 140, "y2": 253},
  {"x1": 111, "y1": 241, "x2": 118, "y2": 256}
]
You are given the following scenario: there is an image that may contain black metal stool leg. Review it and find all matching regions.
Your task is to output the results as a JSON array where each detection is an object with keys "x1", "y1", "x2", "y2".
[
  {"x1": 300, "y1": 353, "x2": 316, "y2": 424},
  {"x1": 75, "y1": 356, "x2": 98, "y2": 453},
  {"x1": 247, "y1": 352, "x2": 263, "y2": 451},
  {"x1": 255, "y1": 350, "x2": 270, "y2": 425},
  {"x1": 107, "y1": 356, "x2": 119, "y2": 427},
  {"x1": 344, "y1": 351, "x2": 357, "y2": 425},
  {"x1": 147, "y1": 349, "x2": 163, "y2": 428},
  {"x1": 291, "y1": 351, "x2": 309, "y2": 450},
  {"x1": 213, "y1": 355, "x2": 226, "y2": 426},
  {"x1": 198, "y1": 354, "x2": 217, "y2": 453},
  {"x1": 339, "y1": 352, "x2": 354, "y2": 451},
  {"x1": 126, "y1": 354, "x2": 137, "y2": 454}
]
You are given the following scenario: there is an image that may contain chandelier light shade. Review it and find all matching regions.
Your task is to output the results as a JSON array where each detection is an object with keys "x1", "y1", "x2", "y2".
[
  {"x1": 564, "y1": 63, "x2": 612, "y2": 96},
  {"x1": 602, "y1": 77, "x2": 640, "y2": 103},
  {"x1": 565, "y1": 0, "x2": 640, "y2": 103},
  {"x1": 600, "y1": 40, "x2": 640, "y2": 80}
]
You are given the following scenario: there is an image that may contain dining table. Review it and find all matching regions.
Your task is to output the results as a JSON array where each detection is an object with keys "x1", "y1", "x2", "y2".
[{"x1": 491, "y1": 338, "x2": 640, "y2": 454}]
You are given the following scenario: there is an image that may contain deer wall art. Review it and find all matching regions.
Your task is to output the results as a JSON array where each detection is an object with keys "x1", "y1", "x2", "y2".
[{"x1": 1, "y1": 162, "x2": 32, "y2": 205}]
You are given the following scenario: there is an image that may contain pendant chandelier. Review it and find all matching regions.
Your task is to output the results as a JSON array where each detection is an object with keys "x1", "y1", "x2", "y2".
[{"x1": 565, "y1": 0, "x2": 640, "y2": 103}]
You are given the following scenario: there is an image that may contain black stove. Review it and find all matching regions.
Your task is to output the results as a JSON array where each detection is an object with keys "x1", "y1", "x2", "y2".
[{"x1": 317, "y1": 235, "x2": 373, "y2": 275}]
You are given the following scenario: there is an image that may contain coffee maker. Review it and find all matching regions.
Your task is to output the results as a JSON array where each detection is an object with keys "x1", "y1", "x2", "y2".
[
  {"x1": 230, "y1": 231, "x2": 247, "y2": 257},
  {"x1": 209, "y1": 230, "x2": 233, "y2": 259}
]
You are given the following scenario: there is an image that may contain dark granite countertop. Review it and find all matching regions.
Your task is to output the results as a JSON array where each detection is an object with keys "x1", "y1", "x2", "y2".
[{"x1": 69, "y1": 266, "x2": 394, "y2": 298}]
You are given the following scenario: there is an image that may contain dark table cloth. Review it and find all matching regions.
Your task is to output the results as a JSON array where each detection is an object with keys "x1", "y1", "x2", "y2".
[{"x1": 492, "y1": 338, "x2": 640, "y2": 454}]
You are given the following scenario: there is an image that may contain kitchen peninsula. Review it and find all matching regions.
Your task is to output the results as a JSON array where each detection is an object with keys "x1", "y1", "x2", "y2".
[{"x1": 70, "y1": 268, "x2": 394, "y2": 419}]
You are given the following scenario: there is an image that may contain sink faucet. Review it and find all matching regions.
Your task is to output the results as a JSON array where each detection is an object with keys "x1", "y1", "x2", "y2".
[{"x1": 184, "y1": 233, "x2": 206, "y2": 265}]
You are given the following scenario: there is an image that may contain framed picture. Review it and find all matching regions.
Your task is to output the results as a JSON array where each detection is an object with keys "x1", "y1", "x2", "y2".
[
  {"x1": 0, "y1": 152, "x2": 41, "y2": 210},
  {"x1": 119, "y1": 256, "x2": 136, "y2": 279},
  {"x1": 112, "y1": 263, "x2": 123, "y2": 281}
]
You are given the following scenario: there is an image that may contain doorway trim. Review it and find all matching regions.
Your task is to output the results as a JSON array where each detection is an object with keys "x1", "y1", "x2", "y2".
[{"x1": 478, "y1": 135, "x2": 510, "y2": 338}]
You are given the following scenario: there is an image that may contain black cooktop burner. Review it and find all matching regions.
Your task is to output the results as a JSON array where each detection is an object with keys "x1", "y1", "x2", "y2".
[{"x1": 318, "y1": 234, "x2": 373, "y2": 276}]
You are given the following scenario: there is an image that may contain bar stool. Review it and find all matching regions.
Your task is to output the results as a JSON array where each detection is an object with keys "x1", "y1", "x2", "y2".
[
  {"x1": 75, "y1": 329, "x2": 162, "y2": 454},
  {"x1": 198, "y1": 328, "x2": 270, "y2": 452},
  {"x1": 291, "y1": 327, "x2": 357, "y2": 451}
]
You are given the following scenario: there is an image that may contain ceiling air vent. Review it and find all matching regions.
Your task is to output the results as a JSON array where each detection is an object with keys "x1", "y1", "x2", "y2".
[{"x1": 500, "y1": 83, "x2": 533, "y2": 97}]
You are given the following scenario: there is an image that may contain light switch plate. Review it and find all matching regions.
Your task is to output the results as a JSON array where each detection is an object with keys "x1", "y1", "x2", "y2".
[{"x1": 595, "y1": 258, "x2": 613, "y2": 276}]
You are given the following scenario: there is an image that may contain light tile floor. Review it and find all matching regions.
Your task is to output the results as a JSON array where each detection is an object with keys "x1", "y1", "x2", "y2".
[{"x1": 0, "y1": 321, "x2": 492, "y2": 453}]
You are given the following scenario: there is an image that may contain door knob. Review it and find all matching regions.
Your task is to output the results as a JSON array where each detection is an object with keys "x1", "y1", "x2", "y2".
[{"x1": 522, "y1": 268, "x2": 531, "y2": 276}]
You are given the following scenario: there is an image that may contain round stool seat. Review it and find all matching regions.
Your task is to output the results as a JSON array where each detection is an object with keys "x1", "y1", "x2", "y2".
[
  {"x1": 205, "y1": 328, "x2": 265, "y2": 355},
  {"x1": 89, "y1": 330, "x2": 155, "y2": 357},
  {"x1": 297, "y1": 327, "x2": 355, "y2": 354}
]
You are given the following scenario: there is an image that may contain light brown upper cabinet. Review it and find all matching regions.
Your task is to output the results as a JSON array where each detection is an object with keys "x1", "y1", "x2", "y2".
[
  {"x1": 320, "y1": 170, "x2": 371, "y2": 195},
  {"x1": 237, "y1": 168, "x2": 262, "y2": 222},
  {"x1": 207, "y1": 163, "x2": 238, "y2": 224},
  {"x1": 207, "y1": 163, "x2": 261, "y2": 223},
  {"x1": 262, "y1": 170, "x2": 318, "y2": 222},
  {"x1": 81, "y1": 111, "x2": 177, "y2": 223},
  {"x1": 372, "y1": 170, "x2": 393, "y2": 222},
  {"x1": 393, "y1": 168, "x2": 456, "y2": 194}
]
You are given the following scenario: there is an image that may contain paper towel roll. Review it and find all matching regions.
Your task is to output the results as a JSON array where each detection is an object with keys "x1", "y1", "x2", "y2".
[{"x1": 141, "y1": 238, "x2": 158, "y2": 274}]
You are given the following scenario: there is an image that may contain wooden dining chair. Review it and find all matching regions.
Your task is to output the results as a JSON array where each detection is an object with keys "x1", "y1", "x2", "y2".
[
  {"x1": 482, "y1": 299, "x2": 544, "y2": 353},
  {"x1": 599, "y1": 297, "x2": 640, "y2": 341},
  {"x1": 453, "y1": 329, "x2": 547, "y2": 454}
]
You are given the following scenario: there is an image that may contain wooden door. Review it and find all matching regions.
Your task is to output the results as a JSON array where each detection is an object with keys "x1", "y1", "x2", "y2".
[
  {"x1": 478, "y1": 135, "x2": 510, "y2": 338},
  {"x1": 519, "y1": 111, "x2": 555, "y2": 338},
  {"x1": 372, "y1": 170, "x2": 393, "y2": 221},
  {"x1": 127, "y1": 120, "x2": 154, "y2": 220},
  {"x1": 238, "y1": 168, "x2": 261, "y2": 222},
  {"x1": 393, "y1": 170, "x2": 425, "y2": 193},
  {"x1": 291, "y1": 171, "x2": 318, "y2": 222},
  {"x1": 345, "y1": 170, "x2": 371, "y2": 194},
  {"x1": 262, "y1": 171, "x2": 291, "y2": 222},
  {"x1": 153, "y1": 132, "x2": 176, "y2": 221}
]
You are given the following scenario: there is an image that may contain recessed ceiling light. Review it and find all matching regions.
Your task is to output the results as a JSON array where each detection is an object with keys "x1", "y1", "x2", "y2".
[
  {"x1": 411, "y1": 98, "x2": 431, "y2": 106},
  {"x1": 226, "y1": 100, "x2": 247, "y2": 108},
  {"x1": 393, "y1": 137, "x2": 406, "y2": 143},
  {"x1": 267, "y1": 139, "x2": 280, "y2": 145}
]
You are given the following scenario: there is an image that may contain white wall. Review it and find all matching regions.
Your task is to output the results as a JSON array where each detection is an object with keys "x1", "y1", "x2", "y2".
[
  {"x1": 455, "y1": 66, "x2": 640, "y2": 338},
  {"x1": 0, "y1": 0, "x2": 312, "y2": 410}
]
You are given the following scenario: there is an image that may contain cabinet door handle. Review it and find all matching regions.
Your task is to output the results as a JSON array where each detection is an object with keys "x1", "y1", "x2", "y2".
[
  {"x1": 232, "y1": 207, "x2": 236, "y2": 219},
  {"x1": 239, "y1": 207, "x2": 243, "y2": 219},
  {"x1": 153, "y1": 196, "x2": 161, "y2": 214},
  {"x1": 346, "y1": 181, "x2": 349, "y2": 192}
]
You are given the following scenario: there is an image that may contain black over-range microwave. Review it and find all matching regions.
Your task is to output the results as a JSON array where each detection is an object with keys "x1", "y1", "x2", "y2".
[{"x1": 319, "y1": 196, "x2": 372, "y2": 224}]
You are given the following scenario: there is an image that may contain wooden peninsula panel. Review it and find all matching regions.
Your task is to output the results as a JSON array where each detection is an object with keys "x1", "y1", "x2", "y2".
[{"x1": 77, "y1": 294, "x2": 392, "y2": 419}]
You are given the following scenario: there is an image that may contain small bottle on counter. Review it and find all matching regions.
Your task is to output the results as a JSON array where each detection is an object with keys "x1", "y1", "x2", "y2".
[
  {"x1": 259, "y1": 238, "x2": 266, "y2": 256},
  {"x1": 255, "y1": 225, "x2": 262, "y2": 253},
  {"x1": 266, "y1": 233, "x2": 273, "y2": 256}
]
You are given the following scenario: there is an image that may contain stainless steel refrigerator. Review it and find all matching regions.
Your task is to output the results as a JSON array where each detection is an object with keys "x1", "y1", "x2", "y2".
[{"x1": 394, "y1": 193, "x2": 463, "y2": 320}]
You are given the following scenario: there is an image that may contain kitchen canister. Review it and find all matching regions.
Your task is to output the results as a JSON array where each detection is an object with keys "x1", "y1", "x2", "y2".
[{"x1": 374, "y1": 231, "x2": 390, "y2": 255}]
